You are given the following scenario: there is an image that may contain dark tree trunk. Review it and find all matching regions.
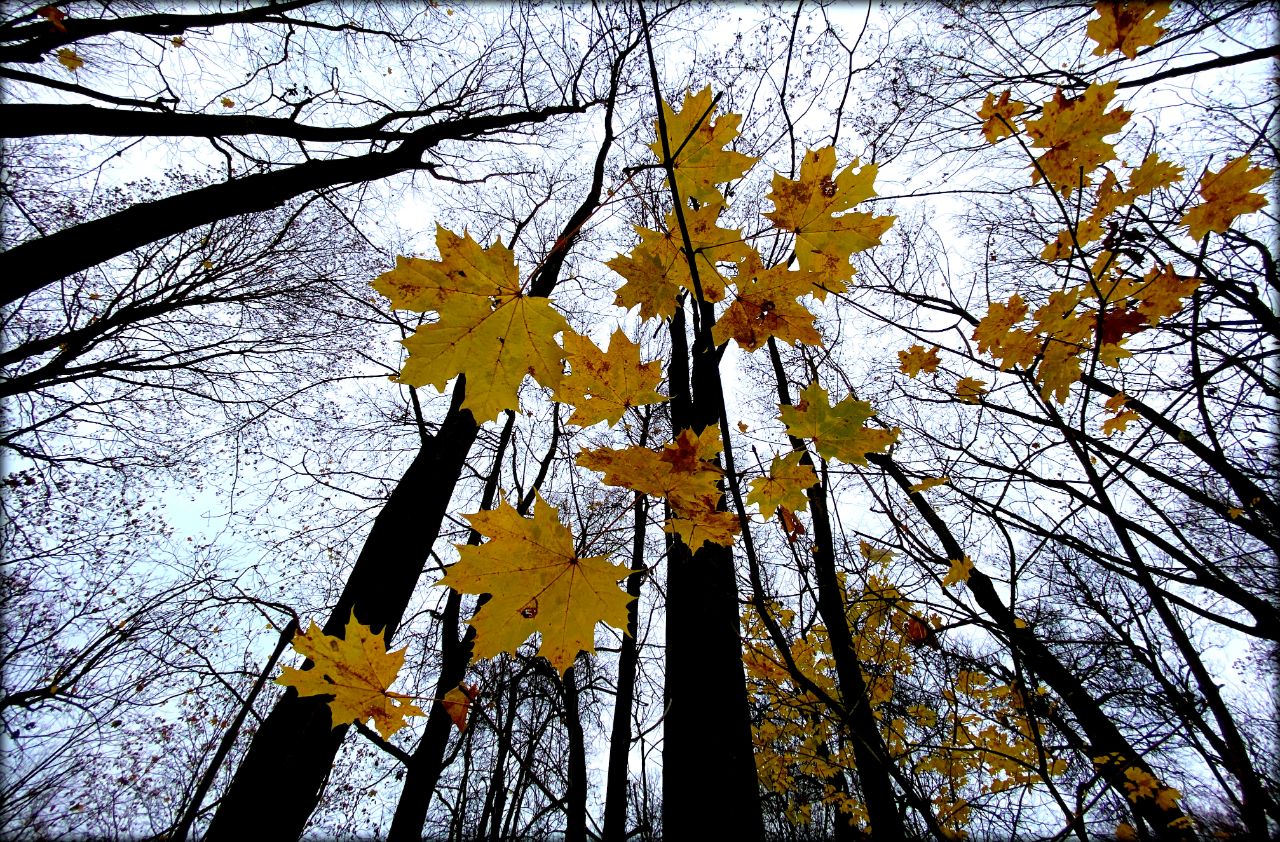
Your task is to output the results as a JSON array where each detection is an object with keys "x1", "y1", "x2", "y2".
[
  {"x1": 563, "y1": 664, "x2": 588, "y2": 842},
  {"x1": 662, "y1": 301, "x2": 764, "y2": 839},
  {"x1": 204, "y1": 383, "x2": 480, "y2": 841}
]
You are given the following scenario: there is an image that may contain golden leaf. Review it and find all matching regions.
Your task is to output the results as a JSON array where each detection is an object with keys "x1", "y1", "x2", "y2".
[
  {"x1": 897, "y1": 344, "x2": 942, "y2": 378},
  {"x1": 1024, "y1": 82, "x2": 1131, "y2": 196},
  {"x1": 747, "y1": 452, "x2": 817, "y2": 520},
  {"x1": 712, "y1": 257, "x2": 822, "y2": 351},
  {"x1": 276, "y1": 611, "x2": 425, "y2": 739},
  {"x1": 375, "y1": 227, "x2": 570, "y2": 423},
  {"x1": 1180, "y1": 155, "x2": 1273, "y2": 241},
  {"x1": 955, "y1": 377, "x2": 988, "y2": 404},
  {"x1": 650, "y1": 86, "x2": 758, "y2": 206},
  {"x1": 440, "y1": 494, "x2": 634, "y2": 675},
  {"x1": 56, "y1": 48, "x2": 83, "y2": 72},
  {"x1": 555, "y1": 329, "x2": 666, "y2": 427},
  {"x1": 780, "y1": 382, "x2": 899, "y2": 465},
  {"x1": 764, "y1": 146, "x2": 895, "y2": 287},
  {"x1": 908, "y1": 476, "x2": 950, "y2": 493},
  {"x1": 941, "y1": 556, "x2": 974, "y2": 587},
  {"x1": 977, "y1": 90, "x2": 1026, "y2": 143},
  {"x1": 1087, "y1": 2, "x2": 1171, "y2": 60}
]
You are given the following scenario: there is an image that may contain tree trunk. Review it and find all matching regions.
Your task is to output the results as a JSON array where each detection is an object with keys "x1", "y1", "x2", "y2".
[{"x1": 204, "y1": 383, "x2": 480, "y2": 841}]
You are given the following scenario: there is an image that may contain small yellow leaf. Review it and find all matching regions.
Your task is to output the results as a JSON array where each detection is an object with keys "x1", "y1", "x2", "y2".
[
  {"x1": 955, "y1": 377, "x2": 987, "y2": 404},
  {"x1": 1102, "y1": 409, "x2": 1139, "y2": 436},
  {"x1": 780, "y1": 382, "x2": 899, "y2": 465},
  {"x1": 942, "y1": 556, "x2": 974, "y2": 587},
  {"x1": 1180, "y1": 155, "x2": 1273, "y2": 241},
  {"x1": 976, "y1": 90, "x2": 1026, "y2": 143},
  {"x1": 737, "y1": 421, "x2": 749, "y2": 433},
  {"x1": 441, "y1": 683, "x2": 478, "y2": 732},
  {"x1": 220, "y1": 97, "x2": 235, "y2": 108},
  {"x1": 171, "y1": 36, "x2": 185, "y2": 47},
  {"x1": 908, "y1": 476, "x2": 949, "y2": 493},
  {"x1": 1087, "y1": 2, "x2": 1171, "y2": 60},
  {"x1": 747, "y1": 452, "x2": 817, "y2": 520},
  {"x1": 56, "y1": 48, "x2": 84, "y2": 72},
  {"x1": 897, "y1": 344, "x2": 941, "y2": 378},
  {"x1": 859, "y1": 540, "x2": 895, "y2": 564},
  {"x1": 1227, "y1": 507, "x2": 1243, "y2": 519},
  {"x1": 441, "y1": 494, "x2": 634, "y2": 675}
]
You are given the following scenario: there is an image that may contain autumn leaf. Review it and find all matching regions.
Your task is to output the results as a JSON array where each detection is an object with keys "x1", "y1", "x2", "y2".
[
  {"x1": 440, "y1": 494, "x2": 634, "y2": 675},
  {"x1": 442, "y1": 683, "x2": 479, "y2": 733},
  {"x1": 941, "y1": 556, "x2": 974, "y2": 587},
  {"x1": 1023, "y1": 82, "x2": 1131, "y2": 195},
  {"x1": 276, "y1": 610, "x2": 425, "y2": 739},
  {"x1": 908, "y1": 476, "x2": 949, "y2": 493},
  {"x1": 56, "y1": 47, "x2": 83, "y2": 71},
  {"x1": 577, "y1": 427, "x2": 739, "y2": 549},
  {"x1": 897, "y1": 344, "x2": 941, "y2": 378},
  {"x1": 1135, "y1": 263, "x2": 1199, "y2": 325},
  {"x1": 859, "y1": 540, "x2": 895, "y2": 564},
  {"x1": 748, "y1": 452, "x2": 817, "y2": 520},
  {"x1": 220, "y1": 97, "x2": 235, "y2": 108},
  {"x1": 554, "y1": 329, "x2": 666, "y2": 427},
  {"x1": 1180, "y1": 155, "x2": 1273, "y2": 241},
  {"x1": 37, "y1": 5, "x2": 67, "y2": 32},
  {"x1": 955, "y1": 377, "x2": 987, "y2": 404},
  {"x1": 1087, "y1": 2, "x2": 1171, "y2": 60},
  {"x1": 1126, "y1": 152, "x2": 1184, "y2": 197},
  {"x1": 374, "y1": 227, "x2": 570, "y2": 423},
  {"x1": 651, "y1": 86, "x2": 758, "y2": 206},
  {"x1": 610, "y1": 203, "x2": 753, "y2": 315},
  {"x1": 1102, "y1": 409, "x2": 1139, "y2": 436},
  {"x1": 171, "y1": 36, "x2": 185, "y2": 47},
  {"x1": 764, "y1": 146, "x2": 896, "y2": 289},
  {"x1": 712, "y1": 256, "x2": 822, "y2": 351},
  {"x1": 977, "y1": 90, "x2": 1026, "y2": 143},
  {"x1": 780, "y1": 382, "x2": 899, "y2": 466}
]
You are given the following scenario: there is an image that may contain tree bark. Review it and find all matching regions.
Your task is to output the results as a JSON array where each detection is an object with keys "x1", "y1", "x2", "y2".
[
  {"x1": 0, "y1": 103, "x2": 584, "y2": 307},
  {"x1": 203, "y1": 383, "x2": 480, "y2": 841}
]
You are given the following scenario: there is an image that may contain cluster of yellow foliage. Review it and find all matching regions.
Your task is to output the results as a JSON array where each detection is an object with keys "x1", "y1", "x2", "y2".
[{"x1": 745, "y1": 575, "x2": 1067, "y2": 837}]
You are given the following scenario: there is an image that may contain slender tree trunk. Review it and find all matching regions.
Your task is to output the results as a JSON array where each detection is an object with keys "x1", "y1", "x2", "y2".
[
  {"x1": 601, "y1": 489, "x2": 648, "y2": 841},
  {"x1": 563, "y1": 664, "x2": 588, "y2": 842},
  {"x1": 766, "y1": 339, "x2": 905, "y2": 841},
  {"x1": 386, "y1": 412, "x2": 515, "y2": 841},
  {"x1": 204, "y1": 383, "x2": 480, "y2": 841}
]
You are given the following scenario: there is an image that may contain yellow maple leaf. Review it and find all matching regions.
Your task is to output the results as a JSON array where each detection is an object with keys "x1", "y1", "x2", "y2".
[
  {"x1": 974, "y1": 294, "x2": 1028, "y2": 355},
  {"x1": 577, "y1": 427, "x2": 739, "y2": 549},
  {"x1": 56, "y1": 47, "x2": 84, "y2": 72},
  {"x1": 779, "y1": 382, "x2": 899, "y2": 465},
  {"x1": 554, "y1": 329, "x2": 666, "y2": 428},
  {"x1": 942, "y1": 555, "x2": 974, "y2": 587},
  {"x1": 1037, "y1": 341, "x2": 1082, "y2": 404},
  {"x1": 1115, "y1": 822, "x2": 1138, "y2": 842},
  {"x1": 374, "y1": 227, "x2": 569, "y2": 423},
  {"x1": 1087, "y1": 2, "x2": 1171, "y2": 60},
  {"x1": 440, "y1": 494, "x2": 634, "y2": 675},
  {"x1": 1180, "y1": 155, "x2": 1273, "y2": 241},
  {"x1": 955, "y1": 377, "x2": 987, "y2": 404},
  {"x1": 859, "y1": 540, "x2": 896, "y2": 564},
  {"x1": 1024, "y1": 82, "x2": 1131, "y2": 196},
  {"x1": 651, "y1": 86, "x2": 758, "y2": 206},
  {"x1": 276, "y1": 611, "x2": 425, "y2": 739},
  {"x1": 441, "y1": 683, "x2": 478, "y2": 732},
  {"x1": 898, "y1": 344, "x2": 942, "y2": 378},
  {"x1": 1102, "y1": 409, "x2": 1140, "y2": 436},
  {"x1": 220, "y1": 96, "x2": 235, "y2": 108},
  {"x1": 1136, "y1": 263, "x2": 1200, "y2": 325},
  {"x1": 712, "y1": 257, "x2": 822, "y2": 351},
  {"x1": 977, "y1": 90, "x2": 1026, "y2": 143},
  {"x1": 909, "y1": 476, "x2": 950, "y2": 493},
  {"x1": 1127, "y1": 152, "x2": 1184, "y2": 197},
  {"x1": 606, "y1": 242, "x2": 680, "y2": 321},
  {"x1": 610, "y1": 203, "x2": 753, "y2": 312},
  {"x1": 748, "y1": 452, "x2": 817, "y2": 520},
  {"x1": 764, "y1": 146, "x2": 896, "y2": 286}
]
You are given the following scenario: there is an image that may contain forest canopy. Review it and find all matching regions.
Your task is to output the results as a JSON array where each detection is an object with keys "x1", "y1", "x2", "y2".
[{"x1": 1, "y1": 2, "x2": 1276, "y2": 840}]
